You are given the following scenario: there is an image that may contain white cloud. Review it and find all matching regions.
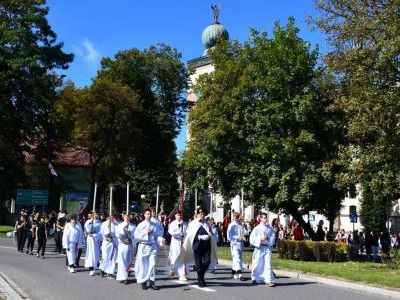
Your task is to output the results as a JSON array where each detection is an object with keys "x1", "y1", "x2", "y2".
[{"x1": 74, "y1": 38, "x2": 101, "y2": 65}]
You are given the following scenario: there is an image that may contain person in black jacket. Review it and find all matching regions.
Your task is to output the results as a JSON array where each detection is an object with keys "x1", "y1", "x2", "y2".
[
  {"x1": 315, "y1": 225, "x2": 326, "y2": 241},
  {"x1": 36, "y1": 214, "x2": 48, "y2": 258}
]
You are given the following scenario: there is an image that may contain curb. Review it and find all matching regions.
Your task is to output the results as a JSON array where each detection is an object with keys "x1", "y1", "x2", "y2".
[
  {"x1": 218, "y1": 259, "x2": 400, "y2": 299},
  {"x1": 0, "y1": 272, "x2": 30, "y2": 300}
]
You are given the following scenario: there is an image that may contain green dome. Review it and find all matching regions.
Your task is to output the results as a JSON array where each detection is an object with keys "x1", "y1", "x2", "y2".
[{"x1": 201, "y1": 23, "x2": 229, "y2": 50}]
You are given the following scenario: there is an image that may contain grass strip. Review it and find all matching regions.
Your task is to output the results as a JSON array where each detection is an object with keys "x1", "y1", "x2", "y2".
[{"x1": 217, "y1": 247, "x2": 400, "y2": 289}]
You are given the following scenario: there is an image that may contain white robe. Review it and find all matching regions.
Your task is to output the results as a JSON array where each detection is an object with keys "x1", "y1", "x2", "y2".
[
  {"x1": 99, "y1": 220, "x2": 118, "y2": 275},
  {"x1": 168, "y1": 220, "x2": 188, "y2": 277},
  {"x1": 84, "y1": 219, "x2": 102, "y2": 268},
  {"x1": 249, "y1": 223, "x2": 276, "y2": 283},
  {"x1": 116, "y1": 222, "x2": 136, "y2": 281},
  {"x1": 178, "y1": 219, "x2": 218, "y2": 268},
  {"x1": 134, "y1": 220, "x2": 162, "y2": 284},
  {"x1": 62, "y1": 224, "x2": 83, "y2": 266},
  {"x1": 227, "y1": 221, "x2": 245, "y2": 271}
]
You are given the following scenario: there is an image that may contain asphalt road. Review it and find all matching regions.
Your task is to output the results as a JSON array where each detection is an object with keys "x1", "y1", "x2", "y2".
[{"x1": 0, "y1": 238, "x2": 387, "y2": 300}]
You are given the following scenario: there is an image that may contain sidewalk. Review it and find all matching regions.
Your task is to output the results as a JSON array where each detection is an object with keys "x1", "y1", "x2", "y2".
[
  {"x1": 218, "y1": 259, "x2": 400, "y2": 299},
  {"x1": 0, "y1": 272, "x2": 30, "y2": 300}
]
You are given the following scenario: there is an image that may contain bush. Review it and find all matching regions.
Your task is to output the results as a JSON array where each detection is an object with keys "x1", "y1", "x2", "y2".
[
  {"x1": 277, "y1": 240, "x2": 347, "y2": 262},
  {"x1": 382, "y1": 248, "x2": 400, "y2": 269}
]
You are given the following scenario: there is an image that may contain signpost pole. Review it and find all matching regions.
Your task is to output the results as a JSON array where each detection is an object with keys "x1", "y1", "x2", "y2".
[
  {"x1": 93, "y1": 183, "x2": 98, "y2": 212},
  {"x1": 156, "y1": 185, "x2": 160, "y2": 214},
  {"x1": 126, "y1": 182, "x2": 130, "y2": 213}
]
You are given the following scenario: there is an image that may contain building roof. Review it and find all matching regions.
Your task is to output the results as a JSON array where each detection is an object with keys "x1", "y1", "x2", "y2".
[{"x1": 24, "y1": 144, "x2": 91, "y2": 167}]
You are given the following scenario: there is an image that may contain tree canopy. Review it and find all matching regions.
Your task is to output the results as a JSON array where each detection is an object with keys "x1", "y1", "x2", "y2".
[
  {"x1": 0, "y1": 0, "x2": 73, "y2": 204},
  {"x1": 183, "y1": 18, "x2": 345, "y2": 238},
  {"x1": 54, "y1": 44, "x2": 188, "y2": 210},
  {"x1": 314, "y1": 0, "x2": 400, "y2": 231}
]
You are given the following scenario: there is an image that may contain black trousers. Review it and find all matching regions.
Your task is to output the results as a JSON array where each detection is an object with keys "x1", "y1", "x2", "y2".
[
  {"x1": 55, "y1": 231, "x2": 63, "y2": 252},
  {"x1": 193, "y1": 250, "x2": 211, "y2": 282},
  {"x1": 26, "y1": 234, "x2": 35, "y2": 252},
  {"x1": 37, "y1": 237, "x2": 46, "y2": 256},
  {"x1": 17, "y1": 231, "x2": 26, "y2": 251}
]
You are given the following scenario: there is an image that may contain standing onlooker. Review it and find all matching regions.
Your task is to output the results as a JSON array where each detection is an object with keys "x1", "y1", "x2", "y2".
[
  {"x1": 222, "y1": 211, "x2": 232, "y2": 246},
  {"x1": 390, "y1": 233, "x2": 398, "y2": 249},
  {"x1": 364, "y1": 231, "x2": 372, "y2": 260},
  {"x1": 54, "y1": 210, "x2": 67, "y2": 253},
  {"x1": 347, "y1": 230, "x2": 360, "y2": 261},
  {"x1": 379, "y1": 230, "x2": 391, "y2": 256},
  {"x1": 292, "y1": 224, "x2": 304, "y2": 241},
  {"x1": 371, "y1": 231, "x2": 379, "y2": 262},
  {"x1": 315, "y1": 225, "x2": 325, "y2": 241},
  {"x1": 358, "y1": 232, "x2": 365, "y2": 254}
]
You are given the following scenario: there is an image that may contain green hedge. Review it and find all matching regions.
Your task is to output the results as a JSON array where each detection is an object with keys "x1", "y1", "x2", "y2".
[{"x1": 277, "y1": 240, "x2": 348, "y2": 262}]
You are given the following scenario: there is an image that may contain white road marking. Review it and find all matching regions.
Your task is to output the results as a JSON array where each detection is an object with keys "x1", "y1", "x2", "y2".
[{"x1": 172, "y1": 280, "x2": 217, "y2": 292}]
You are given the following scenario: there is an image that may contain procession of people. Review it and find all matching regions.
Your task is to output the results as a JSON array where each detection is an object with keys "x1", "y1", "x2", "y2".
[{"x1": 13, "y1": 206, "x2": 277, "y2": 290}]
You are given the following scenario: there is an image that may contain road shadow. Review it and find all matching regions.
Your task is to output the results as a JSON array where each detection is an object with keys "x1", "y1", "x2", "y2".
[
  {"x1": 275, "y1": 281, "x2": 316, "y2": 287},
  {"x1": 154, "y1": 283, "x2": 192, "y2": 290},
  {"x1": 204, "y1": 281, "x2": 251, "y2": 288}
]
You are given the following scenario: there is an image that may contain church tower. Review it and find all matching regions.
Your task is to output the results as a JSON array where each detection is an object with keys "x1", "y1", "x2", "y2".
[{"x1": 185, "y1": 5, "x2": 235, "y2": 222}]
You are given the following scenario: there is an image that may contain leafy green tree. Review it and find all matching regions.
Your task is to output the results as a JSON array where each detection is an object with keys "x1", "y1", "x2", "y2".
[
  {"x1": 314, "y1": 0, "x2": 400, "y2": 231},
  {"x1": 54, "y1": 79, "x2": 143, "y2": 203},
  {"x1": 97, "y1": 44, "x2": 188, "y2": 211},
  {"x1": 184, "y1": 18, "x2": 344, "y2": 239},
  {"x1": 54, "y1": 44, "x2": 188, "y2": 211},
  {"x1": 0, "y1": 0, "x2": 73, "y2": 206}
]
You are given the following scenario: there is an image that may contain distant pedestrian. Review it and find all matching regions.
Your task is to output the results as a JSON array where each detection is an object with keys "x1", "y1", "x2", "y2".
[
  {"x1": 315, "y1": 225, "x2": 325, "y2": 241},
  {"x1": 380, "y1": 230, "x2": 391, "y2": 256},
  {"x1": 371, "y1": 232, "x2": 379, "y2": 262},
  {"x1": 293, "y1": 224, "x2": 304, "y2": 241},
  {"x1": 15, "y1": 215, "x2": 26, "y2": 252},
  {"x1": 36, "y1": 215, "x2": 48, "y2": 259}
]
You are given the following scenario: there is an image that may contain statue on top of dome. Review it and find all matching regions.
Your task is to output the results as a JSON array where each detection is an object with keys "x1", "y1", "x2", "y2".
[{"x1": 211, "y1": 4, "x2": 220, "y2": 24}]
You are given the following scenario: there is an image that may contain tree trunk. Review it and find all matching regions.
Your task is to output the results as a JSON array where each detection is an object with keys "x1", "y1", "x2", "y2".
[{"x1": 287, "y1": 204, "x2": 318, "y2": 241}]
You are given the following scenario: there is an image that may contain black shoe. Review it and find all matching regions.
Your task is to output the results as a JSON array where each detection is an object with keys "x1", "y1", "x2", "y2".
[
  {"x1": 150, "y1": 281, "x2": 159, "y2": 290},
  {"x1": 142, "y1": 283, "x2": 149, "y2": 290},
  {"x1": 198, "y1": 281, "x2": 205, "y2": 288},
  {"x1": 239, "y1": 276, "x2": 247, "y2": 281},
  {"x1": 41, "y1": 256, "x2": 45, "y2": 259},
  {"x1": 124, "y1": 280, "x2": 128, "y2": 284},
  {"x1": 26, "y1": 250, "x2": 29, "y2": 254},
  {"x1": 252, "y1": 280, "x2": 258, "y2": 285}
]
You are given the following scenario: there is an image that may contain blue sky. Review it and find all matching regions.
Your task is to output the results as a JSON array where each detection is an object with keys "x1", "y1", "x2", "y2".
[{"x1": 46, "y1": 0, "x2": 327, "y2": 152}]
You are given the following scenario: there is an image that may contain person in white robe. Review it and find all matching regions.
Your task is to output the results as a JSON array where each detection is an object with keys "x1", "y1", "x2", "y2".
[
  {"x1": 62, "y1": 217, "x2": 83, "y2": 273},
  {"x1": 178, "y1": 208, "x2": 218, "y2": 288},
  {"x1": 63, "y1": 214, "x2": 84, "y2": 268},
  {"x1": 168, "y1": 210, "x2": 188, "y2": 281},
  {"x1": 227, "y1": 213, "x2": 247, "y2": 281},
  {"x1": 249, "y1": 212, "x2": 276, "y2": 287},
  {"x1": 99, "y1": 214, "x2": 118, "y2": 278},
  {"x1": 116, "y1": 214, "x2": 136, "y2": 283},
  {"x1": 208, "y1": 217, "x2": 219, "y2": 272},
  {"x1": 84, "y1": 211, "x2": 102, "y2": 276},
  {"x1": 134, "y1": 208, "x2": 164, "y2": 290}
]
